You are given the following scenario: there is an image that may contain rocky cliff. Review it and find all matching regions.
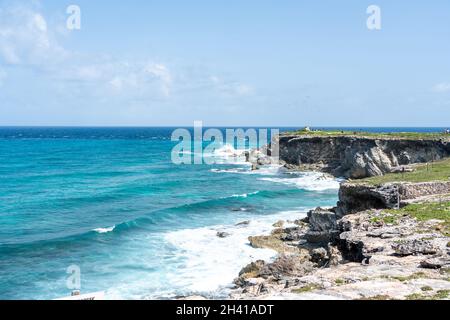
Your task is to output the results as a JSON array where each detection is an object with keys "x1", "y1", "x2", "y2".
[
  {"x1": 337, "y1": 181, "x2": 450, "y2": 216},
  {"x1": 278, "y1": 135, "x2": 450, "y2": 179},
  {"x1": 228, "y1": 133, "x2": 450, "y2": 300}
]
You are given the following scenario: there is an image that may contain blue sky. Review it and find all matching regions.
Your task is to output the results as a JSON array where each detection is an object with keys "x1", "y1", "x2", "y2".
[{"x1": 0, "y1": 0, "x2": 450, "y2": 126}]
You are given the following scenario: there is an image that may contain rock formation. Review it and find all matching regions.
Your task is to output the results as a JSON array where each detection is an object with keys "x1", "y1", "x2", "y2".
[
  {"x1": 278, "y1": 135, "x2": 450, "y2": 179},
  {"x1": 231, "y1": 133, "x2": 450, "y2": 300}
]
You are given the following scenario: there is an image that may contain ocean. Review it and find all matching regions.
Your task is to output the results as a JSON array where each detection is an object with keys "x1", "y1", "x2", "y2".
[{"x1": 0, "y1": 127, "x2": 446, "y2": 299}]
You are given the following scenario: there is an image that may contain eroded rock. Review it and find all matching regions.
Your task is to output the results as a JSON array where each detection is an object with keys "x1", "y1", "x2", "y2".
[
  {"x1": 305, "y1": 208, "x2": 339, "y2": 243},
  {"x1": 392, "y1": 239, "x2": 440, "y2": 256}
]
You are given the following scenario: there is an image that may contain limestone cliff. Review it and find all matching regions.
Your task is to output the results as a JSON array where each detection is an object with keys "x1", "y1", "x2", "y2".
[{"x1": 278, "y1": 135, "x2": 450, "y2": 179}]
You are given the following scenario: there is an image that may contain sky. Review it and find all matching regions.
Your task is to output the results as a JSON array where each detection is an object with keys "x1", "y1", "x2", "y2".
[{"x1": 0, "y1": 0, "x2": 449, "y2": 127}]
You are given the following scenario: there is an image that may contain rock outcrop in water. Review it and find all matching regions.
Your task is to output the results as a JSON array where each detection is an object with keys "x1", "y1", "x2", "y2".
[{"x1": 278, "y1": 135, "x2": 450, "y2": 179}]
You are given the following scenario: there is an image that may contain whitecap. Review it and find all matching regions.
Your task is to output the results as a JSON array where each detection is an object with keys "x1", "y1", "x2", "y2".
[
  {"x1": 93, "y1": 226, "x2": 116, "y2": 234},
  {"x1": 210, "y1": 164, "x2": 283, "y2": 176},
  {"x1": 259, "y1": 172, "x2": 341, "y2": 191},
  {"x1": 230, "y1": 191, "x2": 260, "y2": 198}
]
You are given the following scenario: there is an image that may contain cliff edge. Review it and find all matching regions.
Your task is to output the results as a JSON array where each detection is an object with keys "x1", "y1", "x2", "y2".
[{"x1": 278, "y1": 132, "x2": 450, "y2": 179}]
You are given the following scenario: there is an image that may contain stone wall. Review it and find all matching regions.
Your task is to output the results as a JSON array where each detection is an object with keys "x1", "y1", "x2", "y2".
[{"x1": 399, "y1": 181, "x2": 450, "y2": 199}]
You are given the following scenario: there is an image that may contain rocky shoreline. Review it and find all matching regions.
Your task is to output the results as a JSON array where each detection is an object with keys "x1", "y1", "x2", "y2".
[
  {"x1": 228, "y1": 133, "x2": 450, "y2": 300},
  {"x1": 230, "y1": 196, "x2": 450, "y2": 300}
]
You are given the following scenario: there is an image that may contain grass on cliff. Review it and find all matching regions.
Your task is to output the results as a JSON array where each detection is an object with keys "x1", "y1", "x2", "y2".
[
  {"x1": 386, "y1": 202, "x2": 450, "y2": 236},
  {"x1": 358, "y1": 157, "x2": 450, "y2": 185},
  {"x1": 286, "y1": 129, "x2": 450, "y2": 141}
]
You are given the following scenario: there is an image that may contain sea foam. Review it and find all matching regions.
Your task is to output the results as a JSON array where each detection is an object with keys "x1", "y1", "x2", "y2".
[
  {"x1": 163, "y1": 209, "x2": 308, "y2": 296},
  {"x1": 260, "y1": 172, "x2": 341, "y2": 191}
]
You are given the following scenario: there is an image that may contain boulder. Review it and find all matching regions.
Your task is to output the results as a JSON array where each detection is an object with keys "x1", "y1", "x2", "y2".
[
  {"x1": 239, "y1": 260, "x2": 265, "y2": 277},
  {"x1": 420, "y1": 256, "x2": 450, "y2": 269},
  {"x1": 310, "y1": 247, "x2": 329, "y2": 267},
  {"x1": 392, "y1": 239, "x2": 439, "y2": 256},
  {"x1": 259, "y1": 255, "x2": 314, "y2": 280},
  {"x1": 308, "y1": 208, "x2": 337, "y2": 231},
  {"x1": 305, "y1": 208, "x2": 339, "y2": 243},
  {"x1": 216, "y1": 231, "x2": 231, "y2": 238}
]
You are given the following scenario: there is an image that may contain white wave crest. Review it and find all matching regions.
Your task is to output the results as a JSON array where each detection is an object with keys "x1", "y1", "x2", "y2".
[
  {"x1": 230, "y1": 191, "x2": 260, "y2": 198},
  {"x1": 260, "y1": 172, "x2": 340, "y2": 191},
  {"x1": 93, "y1": 226, "x2": 116, "y2": 234},
  {"x1": 210, "y1": 164, "x2": 283, "y2": 176}
]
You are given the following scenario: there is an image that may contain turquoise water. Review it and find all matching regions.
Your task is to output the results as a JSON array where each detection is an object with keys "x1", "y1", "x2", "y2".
[{"x1": 0, "y1": 127, "x2": 445, "y2": 299}]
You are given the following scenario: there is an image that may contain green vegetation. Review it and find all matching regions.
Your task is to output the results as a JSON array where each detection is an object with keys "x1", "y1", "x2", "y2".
[
  {"x1": 358, "y1": 158, "x2": 450, "y2": 185},
  {"x1": 421, "y1": 286, "x2": 433, "y2": 291},
  {"x1": 406, "y1": 290, "x2": 449, "y2": 300},
  {"x1": 386, "y1": 202, "x2": 450, "y2": 236},
  {"x1": 405, "y1": 293, "x2": 426, "y2": 300},
  {"x1": 435, "y1": 290, "x2": 450, "y2": 299},
  {"x1": 334, "y1": 278, "x2": 345, "y2": 285},
  {"x1": 370, "y1": 214, "x2": 399, "y2": 225},
  {"x1": 287, "y1": 129, "x2": 450, "y2": 141},
  {"x1": 291, "y1": 284, "x2": 321, "y2": 293},
  {"x1": 382, "y1": 272, "x2": 427, "y2": 282}
]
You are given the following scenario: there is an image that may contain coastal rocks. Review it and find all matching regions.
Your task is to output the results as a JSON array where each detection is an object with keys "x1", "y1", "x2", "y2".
[
  {"x1": 237, "y1": 260, "x2": 266, "y2": 282},
  {"x1": 272, "y1": 220, "x2": 285, "y2": 228},
  {"x1": 336, "y1": 232, "x2": 366, "y2": 263},
  {"x1": 367, "y1": 228, "x2": 402, "y2": 239},
  {"x1": 249, "y1": 225, "x2": 309, "y2": 254},
  {"x1": 278, "y1": 135, "x2": 450, "y2": 179},
  {"x1": 420, "y1": 256, "x2": 450, "y2": 269},
  {"x1": 231, "y1": 207, "x2": 450, "y2": 300},
  {"x1": 245, "y1": 148, "x2": 280, "y2": 170},
  {"x1": 308, "y1": 208, "x2": 337, "y2": 231},
  {"x1": 216, "y1": 231, "x2": 231, "y2": 238},
  {"x1": 309, "y1": 244, "x2": 344, "y2": 267},
  {"x1": 348, "y1": 149, "x2": 390, "y2": 179},
  {"x1": 392, "y1": 239, "x2": 440, "y2": 256},
  {"x1": 337, "y1": 183, "x2": 399, "y2": 215},
  {"x1": 234, "y1": 261, "x2": 268, "y2": 289},
  {"x1": 280, "y1": 227, "x2": 306, "y2": 242},
  {"x1": 258, "y1": 254, "x2": 314, "y2": 280},
  {"x1": 305, "y1": 208, "x2": 339, "y2": 243},
  {"x1": 248, "y1": 235, "x2": 289, "y2": 253}
]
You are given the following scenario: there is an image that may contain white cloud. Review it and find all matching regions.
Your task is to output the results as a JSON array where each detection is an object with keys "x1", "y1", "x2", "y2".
[
  {"x1": 0, "y1": 1, "x2": 255, "y2": 113},
  {"x1": 0, "y1": 4, "x2": 67, "y2": 66},
  {"x1": 432, "y1": 82, "x2": 450, "y2": 93},
  {"x1": 145, "y1": 63, "x2": 172, "y2": 97}
]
